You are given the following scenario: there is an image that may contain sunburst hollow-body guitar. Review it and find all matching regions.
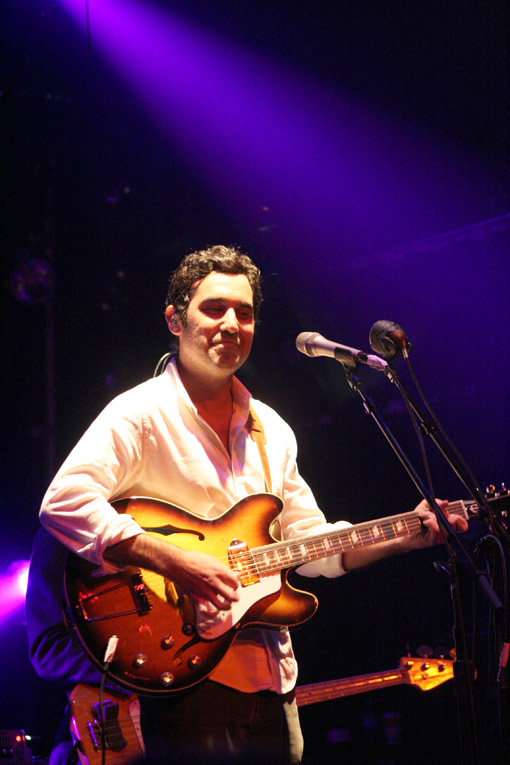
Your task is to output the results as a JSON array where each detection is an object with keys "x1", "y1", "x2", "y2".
[{"x1": 65, "y1": 493, "x2": 472, "y2": 696}]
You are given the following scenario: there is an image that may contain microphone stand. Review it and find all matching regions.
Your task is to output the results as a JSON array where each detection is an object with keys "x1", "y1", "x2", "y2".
[
  {"x1": 382, "y1": 361, "x2": 510, "y2": 763},
  {"x1": 385, "y1": 363, "x2": 510, "y2": 548},
  {"x1": 339, "y1": 363, "x2": 502, "y2": 765}
]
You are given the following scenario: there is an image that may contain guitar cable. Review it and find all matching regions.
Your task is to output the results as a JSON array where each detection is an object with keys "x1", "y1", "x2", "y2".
[
  {"x1": 153, "y1": 350, "x2": 178, "y2": 377},
  {"x1": 99, "y1": 636, "x2": 119, "y2": 765}
]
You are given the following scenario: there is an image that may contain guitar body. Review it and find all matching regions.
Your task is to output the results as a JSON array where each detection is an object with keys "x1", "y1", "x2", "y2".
[{"x1": 65, "y1": 494, "x2": 318, "y2": 695}]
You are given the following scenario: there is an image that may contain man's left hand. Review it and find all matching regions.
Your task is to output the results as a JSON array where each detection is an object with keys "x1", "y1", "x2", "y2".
[{"x1": 413, "y1": 498, "x2": 469, "y2": 549}]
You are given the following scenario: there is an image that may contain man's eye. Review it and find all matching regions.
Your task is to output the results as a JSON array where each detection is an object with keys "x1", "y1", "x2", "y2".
[{"x1": 204, "y1": 305, "x2": 223, "y2": 314}]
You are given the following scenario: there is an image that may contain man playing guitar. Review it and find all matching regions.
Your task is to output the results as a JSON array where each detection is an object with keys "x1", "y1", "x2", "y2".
[{"x1": 35, "y1": 245, "x2": 467, "y2": 763}]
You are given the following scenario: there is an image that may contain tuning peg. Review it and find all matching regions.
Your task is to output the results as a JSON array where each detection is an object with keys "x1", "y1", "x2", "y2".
[
  {"x1": 486, "y1": 485, "x2": 496, "y2": 497},
  {"x1": 434, "y1": 645, "x2": 450, "y2": 659},
  {"x1": 498, "y1": 483, "x2": 507, "y2": 496},
  {"x1": 416, "y1": 644, "x2": 433, "y2": 658}
]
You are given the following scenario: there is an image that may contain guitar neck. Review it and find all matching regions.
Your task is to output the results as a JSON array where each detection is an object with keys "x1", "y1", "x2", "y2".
[
  {"x1": 295, "y1": 656, "x2": 454, "y2": 706},
  {"x1": 249, "y1": 510, "x2": 426, "y2": 574},
  {"x1": 295, "y1": 668, "x2": 407, "y2": 707},
  {"x1": 246, "y1": 499, "x2": 470, "y2": 576}
]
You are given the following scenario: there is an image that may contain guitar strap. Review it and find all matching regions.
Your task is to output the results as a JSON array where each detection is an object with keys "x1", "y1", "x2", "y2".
[
  {"x1": 247, "y1": 408, "x2": 283, "y2": 541},
  {"x1": 247, "y1": 406, "x2": 272, "y2": 494}
]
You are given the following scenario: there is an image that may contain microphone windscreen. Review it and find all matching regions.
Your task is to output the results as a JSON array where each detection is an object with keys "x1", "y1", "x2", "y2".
[{"x1": 369, "y1": 320, "x2": 411, "y2": 359}]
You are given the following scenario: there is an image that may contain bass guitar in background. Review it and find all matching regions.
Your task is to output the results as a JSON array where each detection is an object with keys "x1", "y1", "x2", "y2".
[{"x1": 69, "y1": 652, "x2": 455, "y2": 764}]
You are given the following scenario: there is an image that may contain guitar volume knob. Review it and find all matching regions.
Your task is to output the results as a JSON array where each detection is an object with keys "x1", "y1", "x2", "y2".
[
  {"x1": 187, "y1": 654, "x2": 201, "y2": 670},
  {"x1": 133, "y1": 653, "x2": 147, "y2": 668},
  {"x1": 160, "y1": 672, "x2": 175, "y2": 687}
]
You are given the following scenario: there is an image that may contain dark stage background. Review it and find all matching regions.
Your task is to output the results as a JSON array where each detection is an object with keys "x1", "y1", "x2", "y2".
[{"x1": 2, "y1": 1, "x2": 509, "y2": 762}]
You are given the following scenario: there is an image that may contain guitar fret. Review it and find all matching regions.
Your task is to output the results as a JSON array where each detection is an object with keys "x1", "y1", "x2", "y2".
[
  {"x1": 270, "y1": 550, "x2": 281, "y2": 567},
  {"x1": 348, "y1": 528, "x2": 360, "y2": 546},
  {"x1": 298, "y1": 542, "x2": 308, "y2": 559},
  {"x1": 260, "y1": 552, "x2": 271, "y2": 569},
  {"x1": 392, "y1": 517, "x2": 408, "y2": 535},
  {"x1": 256, "y1": 548, "x2": 284, "y2": 573},
  {"x1": 305, "y1": 540, "x2": 321, "y2": 561}
]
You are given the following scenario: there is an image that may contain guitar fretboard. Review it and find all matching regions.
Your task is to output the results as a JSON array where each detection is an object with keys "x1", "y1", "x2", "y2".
[
  {"x1": 242, "y1": 510, "x2": 424, "y2": 575},
  {"x1": 296, "y1": 669, "x2": 406, "y2": 706}
]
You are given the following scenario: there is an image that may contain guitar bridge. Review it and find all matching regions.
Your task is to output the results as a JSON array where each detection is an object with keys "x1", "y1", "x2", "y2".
[
  {"x1": 228, "y1": 539, "x2": 259, "y2": 586},
  {"x1": 74, "y1": 572, "x2": 152, "y2": 622},
  {"x1": 87, "y1": 700, "x2": 127, "y2": 752}
]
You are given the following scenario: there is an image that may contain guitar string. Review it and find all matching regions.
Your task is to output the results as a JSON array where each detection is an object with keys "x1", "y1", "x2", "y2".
[
  {"x1": 247, "y1": 516, "x2": 422, "y2": 573},
  {"x1": 75, "y1": 710, "x2": 142, "y2": 738},
  {"x1": 133, "y1": 513, "x2": 425, "y2": 590},
  {"x1": 296, "y1": 672, "x2": 406, "y2": 699},
  {"x1": 238, "y1": 502, "x2": 467, "y2": 576},
  {"x1": 295, "y1": 661, "x2": 452, "y2": 704},
  {"x1": 105, "y1": 504, "x2": 466, "y2": 594}
]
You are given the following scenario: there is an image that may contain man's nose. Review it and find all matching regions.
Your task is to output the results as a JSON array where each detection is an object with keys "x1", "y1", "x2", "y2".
[{"x1": 221, "y1": 308, "x2": 238, "y2": 332}]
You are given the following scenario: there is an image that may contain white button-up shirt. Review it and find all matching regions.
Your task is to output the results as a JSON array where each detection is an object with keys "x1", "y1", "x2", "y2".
[{"x1": 40, "y1": 359, "x2": 348, "y2": 693}]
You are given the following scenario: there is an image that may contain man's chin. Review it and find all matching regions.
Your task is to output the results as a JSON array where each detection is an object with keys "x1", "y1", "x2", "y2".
[{"x1": 211, "y1": 348, "x2": 246, "y2": 370}]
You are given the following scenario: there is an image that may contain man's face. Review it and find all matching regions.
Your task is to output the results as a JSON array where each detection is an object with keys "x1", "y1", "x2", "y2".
[{"x1": 169, "y1": 271, "x2": 255, "y2": 380}]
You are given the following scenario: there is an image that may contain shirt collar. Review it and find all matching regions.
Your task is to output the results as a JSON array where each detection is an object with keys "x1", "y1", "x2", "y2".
[{"x1": 165, "y1": 356, "x2": 252, "y2": 422}]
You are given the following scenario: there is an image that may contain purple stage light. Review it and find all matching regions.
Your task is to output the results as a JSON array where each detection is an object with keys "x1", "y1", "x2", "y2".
[
  {"x1": 0, "y1": 561, "x2": 30, "y2": 626},
  {"x1": 54, "y1": 0, "x2": 491, "y2": 263},
  {"x1": 9, "y1": 560, "x2": 30, "y2": 597}
]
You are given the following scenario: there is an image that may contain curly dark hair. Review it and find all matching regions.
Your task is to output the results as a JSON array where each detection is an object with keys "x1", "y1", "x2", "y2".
[{"x1": 166, "y1": 245, "x2": 263, "y2": 325}]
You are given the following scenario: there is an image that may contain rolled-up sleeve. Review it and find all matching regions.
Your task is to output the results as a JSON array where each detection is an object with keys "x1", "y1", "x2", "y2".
[{"x1": 39, "y1": 398, "x2": 147, "y2": 575}]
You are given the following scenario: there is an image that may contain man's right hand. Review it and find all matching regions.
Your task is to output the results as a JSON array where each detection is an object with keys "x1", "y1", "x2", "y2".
[
  {"x1": 103, "y1": 533, "x2": 240, "y2": 611},
  {"x1": 166, "y1": 546, "x2": 241, "y2": 611}
]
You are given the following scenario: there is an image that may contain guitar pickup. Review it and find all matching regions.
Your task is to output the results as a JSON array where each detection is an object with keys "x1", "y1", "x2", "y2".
[
  {"x1": 74, "y1": 572, "x2": 151, "y2": 622},
  {"x1": 228, "y1": 539, "x2": 259, "y2": 587},
  {"x1": 129, "y1": 572, "x2": 152, "y2": 615}
]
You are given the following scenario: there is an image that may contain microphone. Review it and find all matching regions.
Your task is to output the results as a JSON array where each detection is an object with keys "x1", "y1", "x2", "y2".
[
  {"x1": 369, "y1": 320, "x2": 412, "y2": 360},
  {"x1": 296, "y1": 331, "x2": 389, "y2": 372}
]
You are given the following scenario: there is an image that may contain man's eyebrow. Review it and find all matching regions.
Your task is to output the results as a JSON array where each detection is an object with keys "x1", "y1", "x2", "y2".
[{"x1": 201, "y1": 297, "x2": 253, "y2": 309}]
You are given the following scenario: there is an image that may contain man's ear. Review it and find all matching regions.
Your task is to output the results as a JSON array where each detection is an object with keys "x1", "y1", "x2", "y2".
[{"x1": 165, "y1": 306, "x2": 182, "y2": 334}]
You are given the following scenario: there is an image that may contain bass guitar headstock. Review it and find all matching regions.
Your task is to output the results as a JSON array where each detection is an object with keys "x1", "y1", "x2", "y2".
[{"x1": 400, "y1": 655, "x2": 454, "y2": 691}]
